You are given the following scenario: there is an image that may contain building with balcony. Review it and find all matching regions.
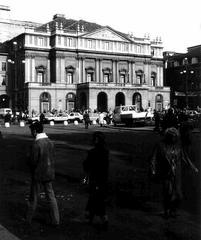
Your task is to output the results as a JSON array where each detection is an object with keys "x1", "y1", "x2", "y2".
[
  {"x1": 4, "y1": 14, "x2": 170, "y2": 114},
  {"x1": 164, "y1": 46, "x2": 201, "y2": 109}
]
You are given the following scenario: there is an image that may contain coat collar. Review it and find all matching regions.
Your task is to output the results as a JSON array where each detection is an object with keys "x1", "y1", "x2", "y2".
[{"x1": 35, "y1": 133, "x2": 48, "y2": 141}]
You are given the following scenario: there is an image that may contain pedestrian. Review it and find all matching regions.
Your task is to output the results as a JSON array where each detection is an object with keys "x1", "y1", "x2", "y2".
[
  {"x1": 153, "y1": 109, "x2": 160, "y2": 132},
  {"x1": 161, "y1": 108, "x2": 178, "y2": 133},
  {"x1": 83, "y1": 110, "x2": 90, "y2": 129},
  {"x1": 26, "y1": 121, "x2": 60, "y2": 226},
  {"x1": 150, "y1": 127, "x2": 198, "y2": 218},
  {"x1": 4, "y1": 111, "x2": 11, "y2": 123},
  {"x1": 39, "y1": 112, "x2": 45, "y2": 123},
  {"x1": 83, "y1": 131, "x2": 109, "y2": 229},
  {"x1": 98, "y1": 112, "x2": 105, "y2": 127}
]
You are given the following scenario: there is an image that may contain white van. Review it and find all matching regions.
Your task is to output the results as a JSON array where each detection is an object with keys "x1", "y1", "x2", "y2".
[{"x1": 0, "y1": 108, "x2": 12, "y2": 117}]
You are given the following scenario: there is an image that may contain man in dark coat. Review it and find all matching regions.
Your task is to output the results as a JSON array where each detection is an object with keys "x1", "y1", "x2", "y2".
[
  {"x1": 26, "y1": 121, "x2": 60, "y2": 226},
  {"x1": 83, "y1": 131, "x2": 109, "y2": 228}
]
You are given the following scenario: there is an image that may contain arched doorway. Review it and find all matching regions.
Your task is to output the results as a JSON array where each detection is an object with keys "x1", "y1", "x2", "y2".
[
  {"x1": 79, "y1": 92, "x2": 87, "y2": 111},
  {"x1": 133, "y1": 92, "x2": 142, "y2": 111},
  {"x1": 66, "y1": 92, "x2": 76, "y2": 112},
  {"x1": 115, "y1": 92, "x2": 125, "y2": 106},
  {"x1": 40, "y1": 92, "x2": 51, "y2": 113},
  {"x1": 155, "y1": 94, "x2": 163, "y2": 111},
  {"x1": 0, "y1": 94, "x2": 9, "y2": 108},
  {"x1": 97, "y1": 92, "x2": 108, "y2": 112}
]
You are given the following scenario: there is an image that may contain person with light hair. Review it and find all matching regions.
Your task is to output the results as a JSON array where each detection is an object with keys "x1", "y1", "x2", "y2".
[{"x1": 150, "y1": 127, "x2": 198, "y2": 218}]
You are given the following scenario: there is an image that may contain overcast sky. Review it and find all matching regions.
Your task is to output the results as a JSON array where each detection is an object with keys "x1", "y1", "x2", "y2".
[{"x1": 2, "y1": 0, "x2": 201, "y2": 53}]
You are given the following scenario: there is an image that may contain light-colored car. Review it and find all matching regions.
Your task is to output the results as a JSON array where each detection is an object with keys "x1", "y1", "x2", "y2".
[
  {"x1": 45, "y1": 113, "x2": 69, "y2": 123},
  {"x1": 27, "y1": 114, "x2": 40, "y2": 123},
  {"x1": 68, "y1": 112, "x2": 83, "y2": 123}
]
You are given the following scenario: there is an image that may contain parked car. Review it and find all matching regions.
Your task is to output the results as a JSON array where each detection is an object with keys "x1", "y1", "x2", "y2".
[
  {"x1": 68, "y1": 112, "x2": 83, "y2": 123},
  {"x1": 0, "y1": 108, "x2": 12, "y2": 118},
  {"x1": 45, "y1": 112, "x2": 69, "y2": 123}
]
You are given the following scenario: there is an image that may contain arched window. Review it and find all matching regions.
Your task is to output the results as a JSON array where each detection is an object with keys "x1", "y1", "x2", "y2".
[
  {"x1": 66, "y1": 92, "x2": 76, "y2": 112},
  {"x1": 151, "y1": 72, "x2": 157, "y2": 86},
  {"x1": 155, "y1": 94, "x2": 163, "y2": 111},
  {"x1": 40, "y1": 92, "x2": 51, "y2": 113},
  {"x1": 97, "y1": 92, "x2": 108, "y2": 112},
  {"x1": 115, "y1": 92, "x2": 125, "y2": 106},
  {"x1": 133, "y1": 92, "x2": 142, "y2": 111}
]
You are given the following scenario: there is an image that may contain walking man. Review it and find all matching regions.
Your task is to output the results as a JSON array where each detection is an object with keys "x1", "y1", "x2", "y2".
[{"x1": 26, "y1": 121, "x2": 60, "y2": 226}]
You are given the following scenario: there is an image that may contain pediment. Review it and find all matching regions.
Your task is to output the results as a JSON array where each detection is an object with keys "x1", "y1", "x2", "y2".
[{"x1": 83, "y1": 27, "x2": 130, "y2": 42}]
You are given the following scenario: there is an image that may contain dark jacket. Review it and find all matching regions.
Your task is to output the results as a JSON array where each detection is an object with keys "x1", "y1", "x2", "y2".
[
  {"x1": 30, "y1": 133, "x2": 55, "y2": 182},
  {"x1": 83, "y1": 145, "x2": 109, "y2": 193}
]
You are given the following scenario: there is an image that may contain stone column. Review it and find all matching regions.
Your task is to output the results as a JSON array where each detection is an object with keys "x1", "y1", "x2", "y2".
[
  {"x1": 77, "y1": 57, "x2": 82, "y2": 84},
  {"x1": 31, "y1": 57, "x2": 35, "y2": 82},
  {"x1": 95, "y1": 59, "x2": 99, "y2": 82},
  {"x1": 157, "y1": 66, "x2": 160, "y2": 86},
  {"x1": 128, "y1": 61, "x2": 132, "y2": 83},
  {"x1": 82, "y1": 58, "x2": 85, "y2": 83},
  {"x1": 56, "y1": 58, "x2": 60, "y2": 83},
  {"x1": 99, "y1": 59, "x2": 102, "y2": 83},
  {"x1": 112, "y1": 60, "x2": 116, "y2": 83},
  {"x1": 25, "y1": 58, "x2": 30, "y2": 83},
  {"x1": 116, "y1": 60, "x2": 119, "y2": 83},
  {"x1": 47, "y1": 59, "x2": 50, "y2": 83},
  {"x1": 60, "y1": 57, "x2": 65, "y2": 83},
  {"x1": 132, "y1": 62, "x2": 136, "y2": 85},
  {"x1": 160, "y1": 66, "x2": 163, "y2": 86}
]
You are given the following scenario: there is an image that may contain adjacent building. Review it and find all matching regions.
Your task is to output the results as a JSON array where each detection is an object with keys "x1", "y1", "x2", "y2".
[
  {"x1": 2, "y1": 11, "x2": 170, "y2": 114},
  {"x1": 164, "y1": 46, "x2": 201, "y2": 109}
]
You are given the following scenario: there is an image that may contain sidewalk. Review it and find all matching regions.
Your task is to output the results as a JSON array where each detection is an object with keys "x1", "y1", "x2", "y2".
[{"x1": 0, "y1": 224, "x2": 20, "y2": 240}]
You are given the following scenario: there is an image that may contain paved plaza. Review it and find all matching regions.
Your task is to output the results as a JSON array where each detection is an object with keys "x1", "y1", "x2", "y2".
[{"x1": 0, "y1": 123, "x2": 200, "y2": 240}]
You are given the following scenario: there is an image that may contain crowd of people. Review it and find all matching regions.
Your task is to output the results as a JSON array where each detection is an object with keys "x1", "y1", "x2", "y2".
[{"x1": 23, "y1": 104, "x2": 199, "y2": 232}]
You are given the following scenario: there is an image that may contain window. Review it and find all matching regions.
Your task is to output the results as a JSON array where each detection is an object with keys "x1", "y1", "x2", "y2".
[
  {"x1": 88, "y1": 40, "x2": 92, "y2": 49},
  {"x1": 29, "y1": 35, "x2": 33, "y2": 44},
  {"x1": 151, "y1": 72, "x2": 156, "y2": 86},
  {"x1": 1, "y1": 75, "x2": 6, "y2": 85},
  {"x1": 104, "y1": 74, "x2": 109, "y2": 83},
  {"x1": 66, "y1": 72, "x2": 73, "y2": 84},
  {"x1": 105, "y1": 42, "x2": 109, "y2": 50},
  {"x1": 136, "y1": 70, "x2": 143, "y2": 84},
  {"x1": 87, "y1": 73, "x2": 93, "y2": 82},
  {"x1": 1, "y1": 62, "x2": 6, "y2": 71},
  {"x1": 120, "y1": 74, "x2": 126, "y2": 84},
  {"x1": 38, "y1": 37, "x2": 44, "y2": 46},
  {"x1": 103, "y1": 68, "x2": 112, "y2": 82},
  {"x1": 37, "y1": 72, "x2": 44, "y2": 83},
  {"x1": 191, "y1": 57, "x2": 198, "y2": 64},
  {"x1": 137, "y1": 45, "x2": 141, "y2": 53},
  {"x1": 58, "y1": 36, "x2": 61, "y2": 45},
  {"x1": 68, "y1": 38, "x2": 72, "y2": 47}
]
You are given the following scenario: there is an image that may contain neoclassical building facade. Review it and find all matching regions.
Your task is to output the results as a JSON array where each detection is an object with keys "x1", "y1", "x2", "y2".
[{"x1": 5, "y1": 14, "x2": 170, "y2": 114}]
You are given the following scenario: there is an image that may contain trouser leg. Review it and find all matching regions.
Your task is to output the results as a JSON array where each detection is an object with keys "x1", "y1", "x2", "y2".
[
  {"x1": 26, "y1": 181, "x2": 40, "y2": 224},
  {"x1": 44, "y1": 182, "x2": 60, "y2": 225}
]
